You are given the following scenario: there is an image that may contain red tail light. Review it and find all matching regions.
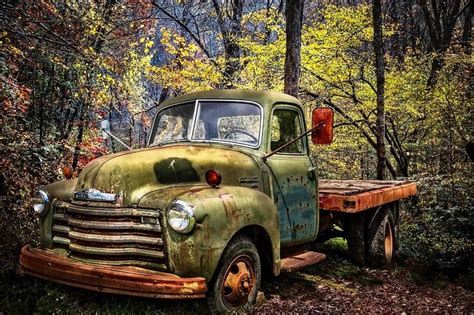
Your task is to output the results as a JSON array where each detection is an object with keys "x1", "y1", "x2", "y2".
[{"x1": 205, "y1": 170, "x2": 221, "y2": 187}]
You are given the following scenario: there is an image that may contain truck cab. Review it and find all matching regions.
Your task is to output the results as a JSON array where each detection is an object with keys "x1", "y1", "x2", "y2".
[{"x1": 20, "y1": 89, "x2": 416, "y2": 313}]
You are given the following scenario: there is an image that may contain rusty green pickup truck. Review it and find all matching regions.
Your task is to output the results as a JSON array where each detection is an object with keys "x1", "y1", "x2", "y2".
[{"x1": 20, "y1": 89, "x2": 416, "y2": 313}]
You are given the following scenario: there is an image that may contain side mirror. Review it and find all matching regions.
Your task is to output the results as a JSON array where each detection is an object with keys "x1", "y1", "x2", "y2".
[
  {"x1": 311, "y1": 107, "x2": 334, "y2": 145},
  {"x1": 101, "y1": 120, "x2": 110, "y2": 139}
]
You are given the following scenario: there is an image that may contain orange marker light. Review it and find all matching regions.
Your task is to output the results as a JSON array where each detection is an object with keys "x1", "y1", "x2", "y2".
[
  {"x1": 62, "y1": 166, "x2": 73, "y2": 179},
  {"x1": 205, "y1": 170, "x2": 221, "y2": 187}
]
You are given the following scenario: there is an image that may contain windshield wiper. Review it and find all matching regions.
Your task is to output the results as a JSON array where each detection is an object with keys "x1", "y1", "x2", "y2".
[
  {"x1": 151, "y1": 139, "x2": 239, "y2": 148},
  {"x1": 198, "y1": 139, "x2": 235, "y2": 148},
  {"x1": 151, "y1": 139, "x2": 190, "y2": 147}
]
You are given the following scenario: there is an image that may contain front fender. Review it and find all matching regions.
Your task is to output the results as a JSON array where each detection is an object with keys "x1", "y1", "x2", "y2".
[
  {"x1": 42, "y1": 178, "x2": 78, "y2": 201},
  {"x1": 38, "y1": 179, "x2": 78, "y2": 247},
  {"x1": 141, "y1": 186, "x2": 280, "y2": 280}
]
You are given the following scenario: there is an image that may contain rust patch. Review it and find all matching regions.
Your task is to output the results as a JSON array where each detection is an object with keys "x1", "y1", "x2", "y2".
[
  {"x1": 181, "y1": 281, "x2": 200, "y2": 294},
  {"x1": 19, "y1": 245, "x2": 207, "y2": 299},
  {"x1": 293, "y1": 223, "x2": 306, "y2": 232},
  {"x1": 219, "y1": 193, "x2": 238, "y2": 220},
  {"x1": 319, "y1": 180, "x2": 417, "y2": 213}
]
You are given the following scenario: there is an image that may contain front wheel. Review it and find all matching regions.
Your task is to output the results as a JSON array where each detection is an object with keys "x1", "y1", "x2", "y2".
[{"x1": 207, "y1": 235, "x2": 261, "y2": 314}]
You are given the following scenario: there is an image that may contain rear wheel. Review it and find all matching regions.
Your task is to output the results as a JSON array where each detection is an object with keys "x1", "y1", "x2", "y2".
[
  {"x1": 366, "y1": 207, "x2": 396, "y2": 268},
  {"x1": 207, "y1": 236, "x2": 261, "y2": 314},
  {"x1": 345, "y1": 212, "x2": 366, "y2": 265}
]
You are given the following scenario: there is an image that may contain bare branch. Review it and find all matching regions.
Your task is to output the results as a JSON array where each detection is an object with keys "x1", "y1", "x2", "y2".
[{"x1": 151, "y1": 1, "x2": 218, "y2": 68}]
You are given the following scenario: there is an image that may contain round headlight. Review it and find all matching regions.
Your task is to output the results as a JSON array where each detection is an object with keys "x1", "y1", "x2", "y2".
[
  {"x1": 32, "y1": 190, "x2": 49, "y2": 215},
  {"x1": 167, "y1": 200, "x2": 195, "y2": 234}
]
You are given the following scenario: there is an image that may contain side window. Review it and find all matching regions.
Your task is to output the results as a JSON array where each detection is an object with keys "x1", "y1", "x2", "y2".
[{"x1": 270, "y1": 109, "x2": 304, "y2": 153}]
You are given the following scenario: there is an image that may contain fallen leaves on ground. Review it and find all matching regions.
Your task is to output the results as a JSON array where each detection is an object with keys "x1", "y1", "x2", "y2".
[{"x1": 252, "y1": 265, "x2": 473, "y2": 314}]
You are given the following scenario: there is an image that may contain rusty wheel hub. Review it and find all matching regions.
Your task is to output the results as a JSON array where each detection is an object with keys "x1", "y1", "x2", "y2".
[
  {"x1": 384, "y1": 221, "x2": 394, "y2": 263},
  {"x1": 221, "y1": 256, "x2": 255, "y2": 308}
]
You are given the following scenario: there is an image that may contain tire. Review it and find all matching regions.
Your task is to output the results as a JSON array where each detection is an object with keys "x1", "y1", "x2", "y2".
[
  {"x1": 207, "y1": 235, "x2": 261, "y2": 314},
  {"x1": 366, "y1": 207, "x2": 396, "y2": 268},
  {"x1": 345, "y1": 212, "x2": 366, "y2": 265},
  {"x1": 392, "y1": 202, "x2": 400, "y2": 251}
]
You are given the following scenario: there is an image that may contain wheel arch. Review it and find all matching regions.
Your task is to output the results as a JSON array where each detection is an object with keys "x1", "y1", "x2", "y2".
[{"x1": 226, "y1": 224, "x2": 277, "y2": 279}]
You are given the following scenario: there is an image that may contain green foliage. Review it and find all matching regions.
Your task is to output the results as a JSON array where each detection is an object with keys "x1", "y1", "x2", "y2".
[
  {"x1": 238, "y1": 8, "x2": 286, "y2": 91},
  {"x1": 399, "y1": 175, "x2": 474, "y2": 272},
  {"x1": 148, "y1": 28, "x2": 222, "y2": 93}
]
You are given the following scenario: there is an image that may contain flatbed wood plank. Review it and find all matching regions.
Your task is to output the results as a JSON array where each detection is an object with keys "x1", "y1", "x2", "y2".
[
  {"x1": 318, "y1": 180, "x2": 417, "y2": 213},
  {"x1": 319, "y1": 179, "x2": 408, "y2": 196}
]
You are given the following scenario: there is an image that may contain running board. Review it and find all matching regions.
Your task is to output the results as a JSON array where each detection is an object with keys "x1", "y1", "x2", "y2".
[{"x1": 281, "y1": 251, "x2": 326, "y2": 273}]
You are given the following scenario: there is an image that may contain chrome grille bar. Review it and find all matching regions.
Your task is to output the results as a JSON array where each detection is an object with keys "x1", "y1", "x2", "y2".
[{"x1": 51, "y1": 201, "x2": 166, "y2": 270}]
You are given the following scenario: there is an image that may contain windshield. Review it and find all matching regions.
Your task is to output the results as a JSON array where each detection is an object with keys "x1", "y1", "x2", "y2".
[{"x1": 150, "y1": 101, "x2": 262, "y2": 147}]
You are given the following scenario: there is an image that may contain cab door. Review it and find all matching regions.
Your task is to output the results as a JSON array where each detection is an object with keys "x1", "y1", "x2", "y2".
[{"x1": 265, "y1": 105, "x2": 318, "y2": 247}]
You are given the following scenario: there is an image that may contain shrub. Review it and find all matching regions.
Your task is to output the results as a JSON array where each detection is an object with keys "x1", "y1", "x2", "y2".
[{"x1": 398, "y1": 174, "x2": 473, "y2": 273}]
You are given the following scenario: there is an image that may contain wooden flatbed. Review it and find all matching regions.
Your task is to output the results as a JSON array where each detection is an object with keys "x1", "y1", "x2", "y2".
[{"x1": 318, "y1": 180, "x2": 417, "y2": 213}]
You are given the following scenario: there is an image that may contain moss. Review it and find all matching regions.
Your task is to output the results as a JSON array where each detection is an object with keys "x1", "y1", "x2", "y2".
[{"x1": 319, "y1": 237, "x2": 348, "y2": 254}]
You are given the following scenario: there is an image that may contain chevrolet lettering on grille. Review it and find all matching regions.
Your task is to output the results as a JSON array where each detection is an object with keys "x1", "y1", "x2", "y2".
[{"x1": 73, "y1": 189, "x2": 116, "y2": 202}]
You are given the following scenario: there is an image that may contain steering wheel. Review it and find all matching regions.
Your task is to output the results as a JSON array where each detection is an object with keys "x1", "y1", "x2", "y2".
[{"x1": 223, "y1": 129, "x2": 258, "y2": 142}]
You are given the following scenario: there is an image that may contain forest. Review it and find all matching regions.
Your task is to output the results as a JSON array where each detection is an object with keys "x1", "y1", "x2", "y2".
[{"x1": 0, "y1": 0, "x2": 472, "y2": 313}]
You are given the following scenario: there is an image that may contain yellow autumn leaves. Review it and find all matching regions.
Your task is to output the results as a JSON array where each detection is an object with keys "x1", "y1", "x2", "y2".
[{"x1": 148, "y1": 28, "x2": 221, "y2": 93}]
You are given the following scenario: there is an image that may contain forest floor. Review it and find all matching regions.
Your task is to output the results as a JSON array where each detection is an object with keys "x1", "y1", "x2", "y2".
[{"x1": 1, "y1": 238, "x2": 472, "y2": 314}]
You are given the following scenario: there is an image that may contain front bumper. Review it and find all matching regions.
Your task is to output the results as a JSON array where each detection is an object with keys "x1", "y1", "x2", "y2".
[{"x1": 19, "y1": 245, "x2": 207, "y2": 299}]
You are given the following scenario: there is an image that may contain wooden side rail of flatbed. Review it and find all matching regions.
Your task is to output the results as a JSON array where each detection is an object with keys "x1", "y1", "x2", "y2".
[{"x1": 318, "y1": 180, "x2": 417, "y2": 213}]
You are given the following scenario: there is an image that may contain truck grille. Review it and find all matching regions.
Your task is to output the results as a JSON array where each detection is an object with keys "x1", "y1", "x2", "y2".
[{"x1": 51, "y1": 200, "x2": 167, "y2": 271}]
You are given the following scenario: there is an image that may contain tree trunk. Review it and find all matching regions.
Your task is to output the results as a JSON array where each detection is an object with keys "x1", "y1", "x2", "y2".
[
  {"x1": 72, "y1": 102, "x2": 86, "y2": 170},
  {"x1": 284, "y1": 0, "x2": 304, "y2": 98},
  {"x1": 227, "y1": 0, "x2": 242, "y2": 84},
  {"x1": 386, "y1": 0, "x2": 407, "y2": 66},
  {"x1": 213, "y1": 0, "x2": 243, "y2": 88},
  {"x1": 461, "y1": 1, "x2": 471, "y2": 54},
  {"x1": 373, "y1": 0, "x2": 386, "y2": 180},
  {"x1": 426, "y1": 56, "x2": 445, "y2": 88},
  {"x1": 108, "y1": 106, "x2": 116, "y2": 153},
  {"x1": 418, "y1": 0, "x2": 463, "y2": 87}
]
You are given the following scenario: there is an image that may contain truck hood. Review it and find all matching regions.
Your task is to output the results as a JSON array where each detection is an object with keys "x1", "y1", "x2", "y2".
[{"x1": 74, "y1": 144, "x2": 262, "y2": 206}]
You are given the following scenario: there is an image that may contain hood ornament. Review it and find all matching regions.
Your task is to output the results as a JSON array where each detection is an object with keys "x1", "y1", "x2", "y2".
[{"x1": 74, "y1": 189, "x2": 116, "y2": 202}]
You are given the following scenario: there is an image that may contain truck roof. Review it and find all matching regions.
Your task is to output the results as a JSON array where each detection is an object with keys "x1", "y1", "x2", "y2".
[{"x1": 159, "y1": 89, "x2": 302, "y2": 109}]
